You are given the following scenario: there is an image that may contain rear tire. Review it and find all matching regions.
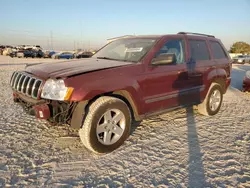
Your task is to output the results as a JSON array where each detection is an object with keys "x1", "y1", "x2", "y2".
[
  {"x1": 79, "y1": 96, "x2": 131, "y2": 154},
  {"x1": 197, "y1": 83, "x2": 223, "y2": 116}
]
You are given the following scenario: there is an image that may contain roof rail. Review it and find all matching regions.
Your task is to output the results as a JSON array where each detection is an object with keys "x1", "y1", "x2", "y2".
[{"x1": 178, "y1": 32, "x2": 215, "y2": 38}]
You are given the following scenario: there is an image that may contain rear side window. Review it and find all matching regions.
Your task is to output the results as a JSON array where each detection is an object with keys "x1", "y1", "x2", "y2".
[
  {"x1": 210, "y1": 41, "x2": 228, "y2": 59},
  {"x1": 188, "y1": 40, "x2": 210, "y2": 61}
]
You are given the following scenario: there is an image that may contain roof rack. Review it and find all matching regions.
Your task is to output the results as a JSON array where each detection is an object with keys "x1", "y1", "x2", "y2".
[{"x1": 178, "y1": 32, "x2": 215, "y2": 38}]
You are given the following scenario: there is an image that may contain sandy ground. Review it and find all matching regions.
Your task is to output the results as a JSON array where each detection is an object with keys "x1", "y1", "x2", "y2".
[{"x1": 0, "y1": 56, "x2": 250, "y2": 187}]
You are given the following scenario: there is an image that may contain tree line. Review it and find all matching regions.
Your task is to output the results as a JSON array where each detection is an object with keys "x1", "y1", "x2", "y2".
[{"x1": 230, "y1": 41, "x2": 250, "y2": 54}]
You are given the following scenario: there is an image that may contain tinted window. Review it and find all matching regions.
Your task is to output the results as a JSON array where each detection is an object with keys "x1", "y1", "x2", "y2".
[
  {"x1": 188, "y1": 40, "x2": 210, "y2": 61},
  {"x1": 155, "y1": 39, "x2": 185, "y2": 64},
  {"x1": 210, "y1": 41, "x2": 227, "y2": 59}
]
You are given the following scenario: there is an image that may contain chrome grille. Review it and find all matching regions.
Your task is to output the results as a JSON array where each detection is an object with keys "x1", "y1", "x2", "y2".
[{"x1": 10, "y1": 71, "x2": 43, "y2": 99}]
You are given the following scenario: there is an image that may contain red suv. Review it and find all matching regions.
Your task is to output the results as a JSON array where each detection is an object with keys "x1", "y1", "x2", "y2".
[{"x1": 10, "y1": 32, "x2": 231, "y2": 153}]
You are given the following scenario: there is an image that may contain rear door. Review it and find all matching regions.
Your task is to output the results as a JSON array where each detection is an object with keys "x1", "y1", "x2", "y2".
[
  {"x1": 208, "y1": 40, "x2": 231, "y2": 91},
  {"x1": 186, "y1": 38, "x2": 212, "y2": 102},
  {"x1": 209, "y1": 40, "x2": 231, "y2": 77}
]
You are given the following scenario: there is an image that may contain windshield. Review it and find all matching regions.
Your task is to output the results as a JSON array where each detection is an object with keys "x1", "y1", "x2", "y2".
[{"x1": 93, "y1": 38, "x2": 157, "y2": 62}]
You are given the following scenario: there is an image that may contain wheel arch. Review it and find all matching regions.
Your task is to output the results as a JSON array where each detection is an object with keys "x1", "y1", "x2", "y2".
[
  {"x1": 70, "y1": 90, "x2": 141, "y2": 129},
  {"x1": 207, "y1": 68, "x2": 227, "y2": 94},
  {"x1": 213, "y1": 78, "x2": 226, "y2": 94}
]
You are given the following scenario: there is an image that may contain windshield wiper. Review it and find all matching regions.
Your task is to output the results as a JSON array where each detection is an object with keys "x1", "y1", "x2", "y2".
[
  {"x1": 96, "y1": 56, "x2": 137, "y2": 63},
  {"x1": 96, "y1": 57, "x2": 115, "y2": 60}
]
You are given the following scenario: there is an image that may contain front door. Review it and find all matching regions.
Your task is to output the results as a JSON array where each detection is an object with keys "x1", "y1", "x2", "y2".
[{"x1": 142, "y1": 37, "x2": 205, "y2": 114}]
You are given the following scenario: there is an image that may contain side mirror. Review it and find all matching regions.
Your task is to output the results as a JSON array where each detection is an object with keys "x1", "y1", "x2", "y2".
[{"x1": 151, "y1": 53, "x2": 176, "y2": 66}]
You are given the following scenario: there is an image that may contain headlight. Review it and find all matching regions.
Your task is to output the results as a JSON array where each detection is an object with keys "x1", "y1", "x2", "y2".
[
  {"x1": 246, "y1": 71, "x2": 250, "y2": 79},
  {"x1": 41, "y1": 79, "x2": 74, "y2": 101}
]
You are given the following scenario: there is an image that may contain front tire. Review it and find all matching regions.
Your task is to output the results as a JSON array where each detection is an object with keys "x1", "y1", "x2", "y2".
[
  {"x1": 197, "y1": 83, "x2": 223, "y2": 116},
  {"x1": 79, "y1": 96, "x2": 131, "y2": 154}
]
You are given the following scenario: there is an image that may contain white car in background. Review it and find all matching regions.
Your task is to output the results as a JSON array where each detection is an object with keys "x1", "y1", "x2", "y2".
[{"x1": 233, "y1": 55, "x2": 250, "y2": 64}]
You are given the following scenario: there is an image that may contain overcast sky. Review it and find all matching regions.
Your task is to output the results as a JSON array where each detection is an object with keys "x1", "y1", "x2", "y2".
[{"x1": 1, "y1": 0, "x2": 250, "y2": 50}]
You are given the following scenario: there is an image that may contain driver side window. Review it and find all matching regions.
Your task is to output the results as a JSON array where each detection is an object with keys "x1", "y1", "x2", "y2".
[{"x1": 155, "y1": 39, "x2": 185, "y2": 64}]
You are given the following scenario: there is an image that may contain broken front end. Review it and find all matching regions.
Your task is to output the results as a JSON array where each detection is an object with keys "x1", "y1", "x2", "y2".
[{"x1": 10, "y1": 71, "x2": 78, "y2": 125}]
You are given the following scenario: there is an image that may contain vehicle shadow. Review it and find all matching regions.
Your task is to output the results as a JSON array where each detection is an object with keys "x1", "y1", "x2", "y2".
[{"x1": 173, "y1": 59, "x2": 206, "y2": 187}]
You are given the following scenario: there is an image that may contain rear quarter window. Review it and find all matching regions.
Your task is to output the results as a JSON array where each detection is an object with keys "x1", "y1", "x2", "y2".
[
  {"x1": 209, "y1": 41, "x2": 228, "y2": 59},
  {"x1": 188, "y1": 40, "x2": 210, "y2": 61}
]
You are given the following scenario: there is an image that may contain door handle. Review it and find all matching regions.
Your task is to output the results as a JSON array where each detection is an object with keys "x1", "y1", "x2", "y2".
[{"x1": 178, "y1": 70, "x2": 186, "y2": 74}]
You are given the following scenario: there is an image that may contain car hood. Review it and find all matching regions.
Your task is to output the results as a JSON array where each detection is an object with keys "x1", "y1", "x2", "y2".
[{"x1": 25, "y1": 58, "x2": 134, "y2": 79}]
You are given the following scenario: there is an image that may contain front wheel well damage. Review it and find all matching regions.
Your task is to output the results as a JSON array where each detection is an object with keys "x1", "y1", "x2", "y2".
[{"x1": 71, "y1": 91, "x2": 139, "y2": 129}]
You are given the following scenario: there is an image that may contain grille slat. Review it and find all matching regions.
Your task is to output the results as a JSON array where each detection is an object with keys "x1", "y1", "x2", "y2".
[
  {"x1": 11, "y1": 72, "x2": 17, "y2": 87},
  {"x1": 14, "y1": 73, "x2": 22, "y2": 90},
  {"x1": 11, "y1": 72, "x2": 18, "y2": 87},
  {"x1": 12, "y1": 72, "x2": 19, "y2": 88},
  {"x1": 10, "y1": 71, "x2": 43, "y2": 99},
  {"x1": 17, "y1": 75, "x2": 25, "y2": 91},
  {"x1": 10, "y1": 71, "x2": 16, "y2": 86},
  {"x1": 22, "y1": 76, "x2": 30, "y2": 93},
  {"x1": 26, "y1": 77, "x2": 33, "y2": 96},
  {"x1": 27, "y1": 78, "x2": 35, "y2": 96},
  {"x1": 32, "y1": 80, "x2": 42, "y2": 98}
]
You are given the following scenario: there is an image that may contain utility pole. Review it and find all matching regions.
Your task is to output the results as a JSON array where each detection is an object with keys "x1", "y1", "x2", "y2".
[
  {"x1": 47, "y1": 38, "x2": 50, "y2": 50},
  {"x1": 81, "y1": 21, "x2": 83, "y2": 51},
  {"x1": 50, "y1": 30, "x2": 53, "y2": 50}
]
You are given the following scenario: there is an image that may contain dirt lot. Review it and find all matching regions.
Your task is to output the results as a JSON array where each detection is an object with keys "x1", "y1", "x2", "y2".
[{"x1": 0, "y1": 56, "x2": 250, "y2": 187}]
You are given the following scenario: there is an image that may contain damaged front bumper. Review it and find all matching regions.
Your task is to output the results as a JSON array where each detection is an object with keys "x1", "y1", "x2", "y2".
[
  {"x1": 13, "y1": 91, "x2": 76, "y2": 124},
  {"x1": 13, "y1": 91, "x2": 88, "y2": 129}
]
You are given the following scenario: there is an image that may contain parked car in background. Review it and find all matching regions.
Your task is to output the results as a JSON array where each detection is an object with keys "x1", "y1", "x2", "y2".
[
  {"x1": 233, "y1": 55, "x2": 250, "y2": 64},
  {"x1": 36, "y1": 50, "x2": 44, "y2": 58},
  {"x1": 0, "y1": 45, "x2": 6, "y2": 55},
  {"x1": 52, "y1": 52, "x2": 75, "y2": 59},
  {"x1": 43, "y1": 51, "x2": 56, "y2": 58},
  {"x1": 16, "y1": 50, "x2": 25, "y2": 58},
  {"x1": 17, "y1": 45, "x2": 42, "y2": 51},
  {"x1": 3, "y1": 48, "x2": 13, "y2": 56},
  {"x1": 10, "y1": 32, "x2": 231, "y2": 153},
  {"x1": 9, "y1": 51, "x2": 17, "y2": 58},
  {"x1": 43, "y1": 50, "x2": 49, "y2": 58},
  {"x1": 76, "y1": 51, "x2": 93, "y2": 58},
  {"x1": 243, "y1": 71, "x2": 250, "y2": 92},
  {"x1": 16, "y1": 49, "x2": 37, "y2": 58}
]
